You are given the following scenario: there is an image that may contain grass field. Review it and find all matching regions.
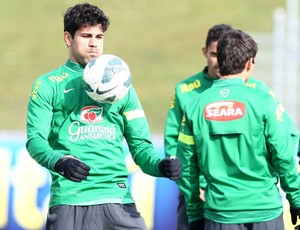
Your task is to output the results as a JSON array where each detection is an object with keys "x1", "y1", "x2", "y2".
[{"x1": 0, "y1": 0, "x2": 286, "y2": 132}]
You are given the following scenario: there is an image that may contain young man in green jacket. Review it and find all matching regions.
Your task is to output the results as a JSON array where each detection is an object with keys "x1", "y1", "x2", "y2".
[
  {"x1": 177, "y1": 29, "x2": 300, "y2": 230},
  {"x1": 26, "y1": 3, "x2": 181, "y2": 230},
  {"x1": 164, "y1": 24, "x2": 233, "y2": 230},
  {"x1": 165, "y1": 24, "x2": 299, "y2": 230}
]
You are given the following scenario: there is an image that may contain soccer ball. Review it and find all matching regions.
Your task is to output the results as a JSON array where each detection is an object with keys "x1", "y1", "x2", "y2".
[{"x1": 83, "y1": 54, "x2": 132, "y2": 104}]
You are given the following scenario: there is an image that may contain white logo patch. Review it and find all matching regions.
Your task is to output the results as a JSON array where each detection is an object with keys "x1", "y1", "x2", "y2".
[
  {"x1": 220, "y1": 89, "x2": 230, "y2": 98},
  {"x1": 64, "y1": 88, "x2": 75, "y2": 93}
]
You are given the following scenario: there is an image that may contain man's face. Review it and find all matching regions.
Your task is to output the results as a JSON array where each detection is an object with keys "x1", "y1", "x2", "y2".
[
  {"x1": 202, "y1": 41, "x2": 220, "y2": 79},
  {"x1": 64, "y1": 25, "x2": 104, "y2": 65}
]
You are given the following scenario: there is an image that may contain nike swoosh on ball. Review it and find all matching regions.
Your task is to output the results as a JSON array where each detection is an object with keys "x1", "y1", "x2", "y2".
[{"x1": 96, "y1": 85, "x2": 118, "y2": 95}]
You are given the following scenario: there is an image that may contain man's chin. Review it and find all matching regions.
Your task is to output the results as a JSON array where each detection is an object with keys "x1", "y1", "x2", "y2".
[
  {"x1": 86, "y1": 55, "x2": 98, "y2": 63},
  {"x1": 213, "y1": 73, "x2": 221, "y2": 79},
  {"x1": 214, "y1": 71, "x2": 222, "y2": 78}
]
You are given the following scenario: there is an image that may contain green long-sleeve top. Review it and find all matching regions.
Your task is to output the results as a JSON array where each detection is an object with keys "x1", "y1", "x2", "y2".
[
  {"x1": 26, "y1": 59, "x2": 162, "y2": 208},
  {"x1": 164, "y1": 67, "x2": 299, "y2": 191},
  {"x1": 177, "y1": 78, "x2": 300, "y2": 224}
]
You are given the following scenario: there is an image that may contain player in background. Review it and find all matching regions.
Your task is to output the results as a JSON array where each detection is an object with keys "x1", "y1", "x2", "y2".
[
  {"x1": 177, "y1": 28, "x2": 300, "y2": 230},
  {"x1": 164, "y1": 23, "x2": 299, "y2": 230},
  {"x1": 26, "y1": 3, "x2": 181, "y2": 230},
  {"x1": 164, "y1": 23, "x2": 233, "y2": 230}
]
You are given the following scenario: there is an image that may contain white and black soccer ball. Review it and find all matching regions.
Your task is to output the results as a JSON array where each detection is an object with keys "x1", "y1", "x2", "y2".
[{"x1": 83, "y1": 54, "x2": 132, "y2": 104}]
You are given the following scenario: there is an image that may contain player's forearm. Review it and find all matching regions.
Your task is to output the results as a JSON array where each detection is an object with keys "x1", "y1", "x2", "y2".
[
  {"x1": 26, "y1": 134, "x2": 63, "y2": 171},
  {"x1": 177, "y1": 148, "x2": 202, "y2": 221},
  {"x1": 131, "y1": 146, "x2": 162, "y2": 177},
  {"x1": 164, "y1": 110, "x2": 182, "y2": 157},
  {"x1": 164, "y1": 132, "x2": 179, "y2": 157}
]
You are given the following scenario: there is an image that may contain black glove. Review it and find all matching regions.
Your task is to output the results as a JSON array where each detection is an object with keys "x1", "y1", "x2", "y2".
[
  {"x1": 158, "y1": 156, "x2": 181, "y2": 181},
  {"x1": 55, "y1": 155, "x2": 90, "y2": 182},
  {"x1": 189, "y1": 218, "x2": 205, "y2": 230},
  {"x1": 291, "y1": 207, "x2": 300, "y2": 225}
]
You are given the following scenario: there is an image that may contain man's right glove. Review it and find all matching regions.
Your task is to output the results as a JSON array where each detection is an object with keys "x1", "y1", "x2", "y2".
[
  {"x1": 55, "y1": 155, "x2": 91, "y2": 182},
  {"x1": 290, "y1": 207, "x2": 300, "y2": 225},
  {"x1": 158, "y1": 156, "x2": 181, "y2": 181}
]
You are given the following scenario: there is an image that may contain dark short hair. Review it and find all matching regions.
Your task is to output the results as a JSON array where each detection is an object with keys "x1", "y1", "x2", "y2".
[
  {"x1": 217, "y1": 29, "x2": 258, "y2": 76},
  {"x1": 64, "y1": 3, "x2": 110, "y2": 38},
  {"x1": 205, "y1": 24, "x2": 233, "y2": 48}
]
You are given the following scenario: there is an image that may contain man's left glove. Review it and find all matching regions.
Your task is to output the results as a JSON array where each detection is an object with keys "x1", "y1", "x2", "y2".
[
  {"x1": 158, "y1": 156, "x2": 181, "y2": 181},
  {"x1": 290, "y1": 207, "x2": 300, "y2": 225}
]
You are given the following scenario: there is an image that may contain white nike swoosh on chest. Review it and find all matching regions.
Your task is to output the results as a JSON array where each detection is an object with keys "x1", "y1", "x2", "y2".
[{"x1": 64, "y1": 88, "x2": 76, "y2": 93}]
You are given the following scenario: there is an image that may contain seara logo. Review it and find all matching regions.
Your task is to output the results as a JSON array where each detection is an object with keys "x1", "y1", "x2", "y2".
[
  {"x1": 204, "y1": 101, "x2": 245, "y2": 121},
  {"x1": 80, "y1": 106, "x2": 103, "y2": 124}
]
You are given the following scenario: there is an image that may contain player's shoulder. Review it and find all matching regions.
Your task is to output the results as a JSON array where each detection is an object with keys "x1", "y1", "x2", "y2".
[
  {"x1": 246, "y1": 77, "x2": 271, "y2": 92},
  {"x1": 174, "y1": 69, "x2": 213, "y2": 95},
  {"x1": 242, "y1": 81, "x2": 276, "y2": 107},
  {"x1": 173, "y1": 72, "x2": 199, "y2": 96},
  {"x1": 239, "y1": 78, "x2": 270, "y2": 96},
  {"x1": 35, "y1": 65, "x2": 65, "y2": 81},
  {"x1": 118, "y1": 85, "x2": 139, "y2": 105},
  {"x1": 33, "y1": 63, "x2": 76, "y2": 88},
  {"x1": 124, "y1": 85, "x2": 137, "y2": 98}
]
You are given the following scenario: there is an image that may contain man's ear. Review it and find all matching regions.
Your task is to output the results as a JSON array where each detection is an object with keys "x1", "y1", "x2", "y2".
[
  {"x1": 64, "y1": 31, "x2": 72, "y2": 47},
  {"x1": 202, "y1": 47, "x2": 207, "y2": 58},
  {"x1": 246, "y1": 58, "x2": 254, "y2": 71}
]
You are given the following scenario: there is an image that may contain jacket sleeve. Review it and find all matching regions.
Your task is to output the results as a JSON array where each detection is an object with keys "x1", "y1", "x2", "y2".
[
  {"x1": 268, "y1": 90, "x2": 300, "y2": 154},
  {"x1": 176, "y1": 113, "x2": 204, "y2": 222},
  {"x1": 164, "y1": 87, "x2": 183, "y2": 157},
  {"x1": 26, "y1": 78, "x2": 63, "y2": 171},
  {"x1": 264, "y1": 96, "x2": 300, "y2": 207},
  {"x1": 254, "y1": 79, "x2": 300, "y2": 157},
  {"x1": 123, "y1": 86, "x2": 162, "y2": 177},
  {"x1": 166, "y1": 86, "x2": 207, "y2": 190}
]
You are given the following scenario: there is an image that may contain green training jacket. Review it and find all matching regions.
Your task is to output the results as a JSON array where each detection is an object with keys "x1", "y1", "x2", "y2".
[
  {"x1": 164, "y1": 68, "x2": 299, "y2": 191},
  {"x1": 177, "y1": 78, "x2": 300, "y2": 224},
  {"x1": 26, "y1": 59, "x2": 162, "y2": 208}
]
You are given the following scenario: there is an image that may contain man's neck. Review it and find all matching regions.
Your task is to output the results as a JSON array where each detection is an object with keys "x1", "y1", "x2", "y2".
[{"x1": 220, "y1": 71, "x2": 248, "y2": 81}]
